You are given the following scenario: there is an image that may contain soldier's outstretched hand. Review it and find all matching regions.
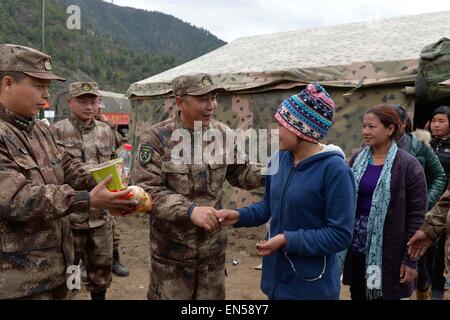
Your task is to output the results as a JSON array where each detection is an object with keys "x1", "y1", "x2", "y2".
[
  {"x1": 191, "y1": 206, "x2": 220, "y2": 232},
  {"x1": 407, "y1": 229, "x2": 432, "y2": 260},
  {"x1": 90, "y1": 175, "x2": 138, "y2": 210},
  {"x1": 216, "y1": 209, "x2": 240, "y2": 226}
]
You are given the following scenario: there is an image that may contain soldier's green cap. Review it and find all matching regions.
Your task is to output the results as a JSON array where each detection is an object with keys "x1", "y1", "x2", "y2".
[
  {"x1": 69, "y1": 81, "x2": 101, "y2": 97},
  {"x1": 172, "y1": 73, "x2": 224, "y2": 97},
  {"x1": 0, "y1": 44, "x2": 65, "y2": 81}
]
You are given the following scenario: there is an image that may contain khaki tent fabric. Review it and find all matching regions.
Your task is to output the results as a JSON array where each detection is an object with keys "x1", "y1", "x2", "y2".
[{"x1": 127, "y1": 11, "x2": 450, "y2": 97}]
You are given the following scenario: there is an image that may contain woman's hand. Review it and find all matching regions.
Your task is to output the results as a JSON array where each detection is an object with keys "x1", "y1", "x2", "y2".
[
  {"x1": 216, "y1": 209, "x2": 240, "y2": 226},
  {"x1": 399, "y1": 264, "x2": 417, "y2": 284},
  {"x1": 256, "y1": 234, "x2": 286, "y2": 256}
]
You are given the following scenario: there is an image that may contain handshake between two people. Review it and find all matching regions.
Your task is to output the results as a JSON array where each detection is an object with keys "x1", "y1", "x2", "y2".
[
  {"x1": 191, "y1": 207, "x2": 286, "y2": 257},
  {"x1": 190, "y1": 207, "x2": 240, "y2": 232}
]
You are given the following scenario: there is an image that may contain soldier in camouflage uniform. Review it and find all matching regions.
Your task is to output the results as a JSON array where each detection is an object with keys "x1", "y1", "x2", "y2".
[
  {"x1": 51, "y1": 82, "x2": 119, "y2": 300},
  {"x1": 0, "y1": 44, "x2": 135, "y2": 300},
  {"x1": 93, "y1": 100, "x2": 130, "y2": 277},
  {"x1": 409, "y1": 187, "x2": 450, "y2": 300},
  {"x1": 134, "y1": 73, "x2": 265, "y2": 300}
]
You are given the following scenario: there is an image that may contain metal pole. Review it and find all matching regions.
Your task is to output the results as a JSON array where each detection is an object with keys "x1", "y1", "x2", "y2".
[
  {"x1": 41, "y1": 0, "x2": 45, "y2": 52},
  {"x1": 39, "y1": 0, "x2": 46, "y2": 120}
]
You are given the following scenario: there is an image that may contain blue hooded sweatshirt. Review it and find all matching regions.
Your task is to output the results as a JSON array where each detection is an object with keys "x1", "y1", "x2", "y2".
[{"x1": 236, "y1": 145, "x2": 356, "y2": 300}]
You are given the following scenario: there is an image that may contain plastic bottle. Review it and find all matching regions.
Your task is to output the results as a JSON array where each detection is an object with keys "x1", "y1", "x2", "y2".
[{"x1": 117, "y1": 143, "x2": 133, "y2": 186}]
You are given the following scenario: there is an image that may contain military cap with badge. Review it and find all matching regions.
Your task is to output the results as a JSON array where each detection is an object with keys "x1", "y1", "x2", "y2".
[
  {"x1": 69, "y1": 81, "x2": 101, "y2": 97},
  {"x1": 0, "y1": 44, "x2": 65, "y2": 81},
  {"x1": 0, "y1": 44, "x2": 65, "y2": 130},
  {"x1": 171, "y1": 73, "x2": 224, "y2": 96}
]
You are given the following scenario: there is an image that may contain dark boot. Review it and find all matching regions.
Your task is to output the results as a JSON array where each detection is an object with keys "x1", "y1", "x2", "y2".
[
  {"x1": 90, "y1": 289, "x2": 106, "y2": 300},
  {"x1": 112, "y1": 248, "x2": 129, "y2": 277}
]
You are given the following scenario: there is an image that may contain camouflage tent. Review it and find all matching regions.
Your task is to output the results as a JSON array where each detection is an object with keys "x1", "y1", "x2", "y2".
[
  {"x1": 127, "y1": 11, "x2": 450, "y2": 207},
  {"x1": 416, "y1": 37, "x2": 450, "y2": 102}
]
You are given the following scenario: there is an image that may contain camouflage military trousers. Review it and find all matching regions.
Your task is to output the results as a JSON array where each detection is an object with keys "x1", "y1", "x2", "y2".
[
  {"x1": 148, "y1": 254, "x2": 226, "y2": 300},
  {"x1": 112, "y1": 217, "x2": 121, "y2": 249},
  {"x1": 73, "y1": 220, "x2": 113, "y2": 293}
]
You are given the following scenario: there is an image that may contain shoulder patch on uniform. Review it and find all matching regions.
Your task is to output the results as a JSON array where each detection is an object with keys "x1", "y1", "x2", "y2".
[{"x1": 139, "y1": 143, "x2": 154, "y2": 165}]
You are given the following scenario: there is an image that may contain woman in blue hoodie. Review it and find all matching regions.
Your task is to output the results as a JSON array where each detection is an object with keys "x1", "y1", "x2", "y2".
[{"x1": 218, "y1": 83, "x2": 356, "y2": 300}]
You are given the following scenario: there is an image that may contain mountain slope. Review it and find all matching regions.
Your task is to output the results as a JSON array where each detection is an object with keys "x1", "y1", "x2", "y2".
[
  {"x1": 0, "y1": 0, "x2": 226, "y2": 93},
  {"x1": 64, "y1": 0, "x2": 225, "y2": 61}
]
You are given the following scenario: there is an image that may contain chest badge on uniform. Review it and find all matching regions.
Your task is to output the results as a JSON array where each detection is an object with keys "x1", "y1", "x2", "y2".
[{"x1": 139, "y1": 143, "x2": 154, "y2": 165}]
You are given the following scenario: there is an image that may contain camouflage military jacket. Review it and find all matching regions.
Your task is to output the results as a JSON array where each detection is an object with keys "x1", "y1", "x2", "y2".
[
  {"x1": 421, "y1": 188, "x2": 450, "y2": 281},
  {"x1": 0, "y1": 104, "x2": 95, "y2": 299},
  {"x1": 134, "y1": 113, "x2": 265, "y2": 265},
  {"x1": 52, "y1": 117, "x2": 117, "y2": 230},
  {"x1": 95, "y1": 116, "x2": 124, "y2": 149}
]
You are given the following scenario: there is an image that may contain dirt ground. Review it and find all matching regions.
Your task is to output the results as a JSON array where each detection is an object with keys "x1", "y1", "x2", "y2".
[{"x1": 74, "y1": 214, "x2": 351, "y2": 300}]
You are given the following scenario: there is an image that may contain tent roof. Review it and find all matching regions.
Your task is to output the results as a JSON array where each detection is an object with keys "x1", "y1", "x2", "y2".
[
  {"x1": 128, "y1": 10, "x2": 450, "y2": 97},
  {"x1": 99, "y1": 90, "x2": 127, "y2": 99},
  {"x1": 99, "y1": 90, "x2": 130, "y2": 113}
]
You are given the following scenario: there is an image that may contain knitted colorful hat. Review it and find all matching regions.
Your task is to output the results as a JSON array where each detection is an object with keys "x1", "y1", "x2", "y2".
[{"x1": 275, "y1": 83, "x2": 335, "y2": 143}]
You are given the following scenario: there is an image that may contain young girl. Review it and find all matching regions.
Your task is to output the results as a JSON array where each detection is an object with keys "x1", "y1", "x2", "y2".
[
  {"x1": 426, "y1": 105, "x2": 450, "y2": 299},
  {"x1": 430, "y1": 106, "x2": 450, "y2": 180},
  {"x1": 342, "y1": 105, "x2": 428, "y2": 300},
  {"x1": 218, "y1": 83, "x2": 356, "y2": 300}
]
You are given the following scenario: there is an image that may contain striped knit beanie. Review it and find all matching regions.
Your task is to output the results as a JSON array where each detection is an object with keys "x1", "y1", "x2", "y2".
[{"x1": 275, "y1": 83, "x2": 335, "y2": 143}]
